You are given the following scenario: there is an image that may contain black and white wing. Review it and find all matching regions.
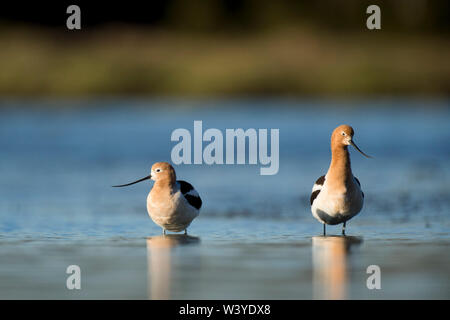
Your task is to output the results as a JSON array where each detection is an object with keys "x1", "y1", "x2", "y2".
[
  {"x1": 310, "y1": 175, "x2": 325, "y2": 205},
  {"x1": 354, "y1": 176, "x2": 364, "y2": 198},
  {"x1": 178, "y1": 180, "x2": 202, "y2": 210}
]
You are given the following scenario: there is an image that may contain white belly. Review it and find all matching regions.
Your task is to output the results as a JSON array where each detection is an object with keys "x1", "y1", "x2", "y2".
[
  {"x1": 311, "y1": 181, "x2": 363, "y2": 225},
  {"x1": 147, "y1": 191, "x2": 199, "y2": 232}
]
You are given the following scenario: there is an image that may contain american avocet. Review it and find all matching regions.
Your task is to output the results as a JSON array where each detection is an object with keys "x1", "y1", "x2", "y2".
[
  {"x1": 113, "y1": 162, "x2": 202, "y2": 235},
  {"x1": 310, "y1": 125, "x2": 371, "y2": 235}
]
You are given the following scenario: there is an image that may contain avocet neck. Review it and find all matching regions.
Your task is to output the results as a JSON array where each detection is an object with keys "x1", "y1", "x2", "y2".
[{"x1": 326, "y1": 144, "x2": 353, "y2": 190}]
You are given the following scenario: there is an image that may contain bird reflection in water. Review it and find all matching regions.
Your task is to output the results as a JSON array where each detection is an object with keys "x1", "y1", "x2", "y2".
[
  {"x1": 312, "y1": 235, "x2": 362, "y2": 300},
  {"x1": 146, "y1": 234, "x2": 200, "y2": 299}
]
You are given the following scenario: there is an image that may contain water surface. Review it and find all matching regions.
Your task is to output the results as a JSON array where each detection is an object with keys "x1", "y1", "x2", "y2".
[{"x1": 0, "y1": 99, "x2": 449, "y2": 299}]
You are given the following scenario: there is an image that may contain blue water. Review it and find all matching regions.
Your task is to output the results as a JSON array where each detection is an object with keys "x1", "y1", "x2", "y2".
[{"x1": 0, "y1": 99, "x2": 449, "y2": 299}]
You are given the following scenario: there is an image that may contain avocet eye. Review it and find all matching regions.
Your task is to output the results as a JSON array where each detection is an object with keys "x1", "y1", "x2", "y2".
[
  {"x1": 341, "y1": 132, "x2": 346, "y2": 136},
  {"x1": 155, "y1": 168, "x2": 161, "y2": 172}
]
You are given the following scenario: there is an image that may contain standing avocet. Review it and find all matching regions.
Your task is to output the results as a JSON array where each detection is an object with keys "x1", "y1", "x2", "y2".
[
  {"x1": 310, "y1": 125, "x2": 371, "y2": 235},
  {"x1": 113, "y1": 162, "x2": 202, "y2": 235}
]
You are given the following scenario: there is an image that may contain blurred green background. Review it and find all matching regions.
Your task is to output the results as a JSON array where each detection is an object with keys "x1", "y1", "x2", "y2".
[{"x1": 0, "y1": 0, "x2": 449, "y2": 98}]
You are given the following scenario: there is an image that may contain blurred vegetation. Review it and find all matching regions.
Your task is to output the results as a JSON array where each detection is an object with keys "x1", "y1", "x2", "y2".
[{"x1": 0, "y1": 0, "x2": 449, "y2": 98}]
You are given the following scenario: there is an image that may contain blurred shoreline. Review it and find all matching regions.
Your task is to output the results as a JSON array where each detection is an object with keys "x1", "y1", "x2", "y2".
[
  {"x1": 0, "y1": 96, "x2": 448, "y2": 110},
  {"x1": 0, "y1": 25, "x2": 449, "y2": 99}
]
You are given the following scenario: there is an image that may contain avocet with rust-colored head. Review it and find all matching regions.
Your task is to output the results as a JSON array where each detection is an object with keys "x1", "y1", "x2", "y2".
[
  {"x1": 310, "y1": 125, "x2": 371, "y2": 235},
  {"x1": 113, "y1": 162, "x2": 202, "y2": 235}
]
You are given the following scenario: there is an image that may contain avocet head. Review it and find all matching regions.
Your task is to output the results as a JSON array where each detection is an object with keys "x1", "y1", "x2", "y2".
[
  {"x1": 150, "y1": 162, "x2": 176, "y2": 182},
  {"x1": 332, "y1": 125, "x2": 371, "y2": 158},
  {"x1": 112, "y1": 162, "x2": 176, "y2": 187}
]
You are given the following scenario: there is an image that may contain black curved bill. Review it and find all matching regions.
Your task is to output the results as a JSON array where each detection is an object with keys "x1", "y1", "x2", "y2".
[
  {"x1": 350, "y1": 140, "x2": 372, "y2": 158},
  {"x1": 112, "y1": 175, "x2": 151, "y2": 187}
]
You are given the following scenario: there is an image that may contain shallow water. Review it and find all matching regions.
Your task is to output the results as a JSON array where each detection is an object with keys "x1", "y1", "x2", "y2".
[{"x1": 0, "y1": 99, "x2": 449, "y2": 299}]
